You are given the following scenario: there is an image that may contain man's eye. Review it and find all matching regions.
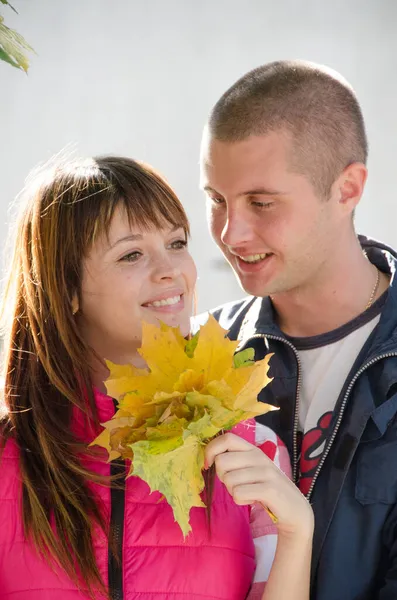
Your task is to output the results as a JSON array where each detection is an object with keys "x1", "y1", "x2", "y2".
[
  {"x1": 210, "y1": 196, "x2": 225, "y2": 205},
  {"x1": 252, "y1": 201, "x2": 273, "y2": 209}
]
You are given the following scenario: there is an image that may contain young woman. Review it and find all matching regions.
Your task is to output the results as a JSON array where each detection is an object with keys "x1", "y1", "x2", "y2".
[{"x1": 0, "y1": 156, "x2": 313, "y2": 600}]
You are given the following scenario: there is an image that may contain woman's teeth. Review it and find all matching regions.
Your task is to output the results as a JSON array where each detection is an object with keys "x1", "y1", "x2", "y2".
[
  {"x1": 147, "y1": 295, "x2": 181, "y2": 307},
  {"x1": 239, "y1": 253, "x2": 269, "y2": 263}
]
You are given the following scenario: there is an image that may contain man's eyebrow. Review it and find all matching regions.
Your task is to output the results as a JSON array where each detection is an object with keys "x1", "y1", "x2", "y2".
[
  {"x1": 239, "y1": 187, "x2": 284, "y2": 196},
  {"x1": 203, "y1": 185, "x2": 218, "y2": 194},
  {"x1": 203, "y1": 185, "x2": 284, "y2": 196}
]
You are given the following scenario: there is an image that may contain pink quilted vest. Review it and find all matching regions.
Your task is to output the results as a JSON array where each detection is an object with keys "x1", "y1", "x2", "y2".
[{"x1": 0, "y1": 390, "x2": 259, "y2": 600}]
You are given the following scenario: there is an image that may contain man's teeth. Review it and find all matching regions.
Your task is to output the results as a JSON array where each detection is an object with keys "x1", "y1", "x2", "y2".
[
  {"x1": 239, "y1": 253, "x2": 269, "y2": 263},
  {"x1": 147, "y1": 295, "x2": 181, "y2": 307}
]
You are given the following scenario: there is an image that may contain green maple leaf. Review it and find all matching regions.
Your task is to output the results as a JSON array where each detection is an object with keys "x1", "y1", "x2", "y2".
[
  {"x1": 185, "y1": 410, "x2": 220, "y2": 440},
  {"x1": 129, "y1": 434, "x2": 205, "y2": 537},
  {"x1": 233, "y1": 347, "x2": 255, "y2": 368},
  {"x1": 185, "y1": 330, "x2": 199, "y2": 358}
]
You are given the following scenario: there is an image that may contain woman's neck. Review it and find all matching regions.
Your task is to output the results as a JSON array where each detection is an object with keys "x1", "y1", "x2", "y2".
[{"x1": 88, "y1": 349, "x2": 147, "y2": 394}]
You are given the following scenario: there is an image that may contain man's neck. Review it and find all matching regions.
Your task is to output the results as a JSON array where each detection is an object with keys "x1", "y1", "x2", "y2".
[{"x1": 270, "y1": 239, "x2": 388, "y2": 338}]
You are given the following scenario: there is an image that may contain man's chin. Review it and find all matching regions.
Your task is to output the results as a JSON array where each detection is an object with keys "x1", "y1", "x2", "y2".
[{"x1": 234, "y1": 273, "x2": 276, "y2": 298}]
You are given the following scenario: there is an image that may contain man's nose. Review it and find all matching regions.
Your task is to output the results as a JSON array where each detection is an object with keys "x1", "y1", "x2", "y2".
[{"x1": 220, "y1": 208, "x2": 253, "y2": 248}]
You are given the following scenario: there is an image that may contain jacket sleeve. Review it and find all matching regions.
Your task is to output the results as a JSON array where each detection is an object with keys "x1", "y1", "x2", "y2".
[{"x1": 246, "y1": 424, "x2": 292, "y2": 600}]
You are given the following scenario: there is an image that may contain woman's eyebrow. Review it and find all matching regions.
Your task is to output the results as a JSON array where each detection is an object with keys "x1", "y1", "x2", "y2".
[{"x1": 109, "y1": 233, "x2": 143, "y2": 250}]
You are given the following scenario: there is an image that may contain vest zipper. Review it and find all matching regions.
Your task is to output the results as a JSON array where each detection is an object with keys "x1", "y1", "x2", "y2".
[{"x1": 108, "y1": 459, "x2": 126, "y2": 600}]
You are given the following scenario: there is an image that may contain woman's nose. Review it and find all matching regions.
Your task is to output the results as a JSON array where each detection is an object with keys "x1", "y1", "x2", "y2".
[{"x1": 151, "y1": 255, "x2": 180, "y2": 282}]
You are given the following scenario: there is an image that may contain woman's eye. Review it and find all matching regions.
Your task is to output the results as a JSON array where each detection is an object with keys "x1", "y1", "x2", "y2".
[
  {"x1": 170, "y1": 239, "x2": 188, "y2": 250},
  {"x1": 120, "y1": 251, "x2": 142, "y2": 263}
]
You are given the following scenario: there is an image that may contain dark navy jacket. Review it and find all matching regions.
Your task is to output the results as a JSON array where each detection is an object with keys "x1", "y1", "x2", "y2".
[{"x1": 207, "y1": 237, "x2": 397, "y2": 600}]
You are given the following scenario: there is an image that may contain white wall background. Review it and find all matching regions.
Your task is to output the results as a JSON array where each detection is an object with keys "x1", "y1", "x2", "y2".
[{"x1": 1, "y1": 0, "x2": 396, "y2": 311}]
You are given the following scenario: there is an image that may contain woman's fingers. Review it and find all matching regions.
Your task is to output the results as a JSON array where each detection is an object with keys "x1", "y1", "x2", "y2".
[
  {"x1": 212, "y1": 447, "x2": 269, "y2": 478},
  {"x1": 205, "y1": 432, "x2": 314, "y2": 538},
  {"x1": 222, "y1": 465, "x2": 265, "y2": 491},
  {"x1": 205, "y1": 431, "x2": 253, "y2": 468},
  {"x1": 228, "y1": 483, "x2": 268, "y2": 506},
  {"x1": 205, "y1": 432, "x2": 278, "y2": 478}
]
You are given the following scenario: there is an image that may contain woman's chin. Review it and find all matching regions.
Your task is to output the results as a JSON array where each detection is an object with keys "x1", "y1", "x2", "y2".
[{"x1": 155, "y1": 314, "x2": 190, "y2": 336}]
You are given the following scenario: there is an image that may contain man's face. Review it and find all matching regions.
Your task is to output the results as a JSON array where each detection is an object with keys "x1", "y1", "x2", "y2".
[{"x1": 200, "y1": 130, "x2": 343, "y2": 298}]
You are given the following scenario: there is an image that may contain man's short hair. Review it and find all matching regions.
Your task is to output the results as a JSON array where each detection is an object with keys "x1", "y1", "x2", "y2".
[{"x1": 208, "y1": 60, "x2": 368, "y2": 198}]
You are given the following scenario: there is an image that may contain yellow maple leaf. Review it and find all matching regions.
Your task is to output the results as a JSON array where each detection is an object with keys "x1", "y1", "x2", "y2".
[
  {"x1": 189, "y1": 316, "x2": 240, "y2": 382},
  {"x1": 173, "y1": 369, "x2": 205, "y2": 393},
  {"x1": 105, "y1": 362, "x2": 150, "y2": 401},
  {"x1": 233, "y1": 354, "x2": 275, "y2": 415},
  {"x1": 89, "y1": 428, "x2": 121, "y2": 461},
  {"x1": 91, "y1": 315, "x2": 276, "y2": 535},
  {"x1": 138, "y1": 322, "x2": 190, "y2": 391}
]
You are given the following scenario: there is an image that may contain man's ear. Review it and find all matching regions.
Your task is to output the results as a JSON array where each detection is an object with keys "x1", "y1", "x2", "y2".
[{"x1": 333, "y1": 162, "x2": 368, "y2": 213}]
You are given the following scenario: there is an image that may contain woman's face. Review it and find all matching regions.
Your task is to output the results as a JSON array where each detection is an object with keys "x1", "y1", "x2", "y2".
[{"x1": 78, "y1": 205, "x2": 196, "y2": 365}]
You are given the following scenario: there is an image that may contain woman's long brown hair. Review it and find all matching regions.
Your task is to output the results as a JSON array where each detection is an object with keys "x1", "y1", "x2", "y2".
[{"x1": 0, "y1": 156, "x2": 190, "y2": 595}]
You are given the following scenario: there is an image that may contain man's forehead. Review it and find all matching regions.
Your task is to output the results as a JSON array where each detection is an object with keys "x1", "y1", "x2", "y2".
[
  {"x1": 200, "y1": 132, "x2": 289, "y2": 192},
  {"x1": 201, "y1": 131, "x2": 289, "y2": 161}
]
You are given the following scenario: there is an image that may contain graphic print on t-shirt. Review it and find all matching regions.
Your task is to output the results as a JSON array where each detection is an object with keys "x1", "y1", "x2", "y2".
[{"x1": 299, "y1": 411, "x2": 333, "y2": 495}]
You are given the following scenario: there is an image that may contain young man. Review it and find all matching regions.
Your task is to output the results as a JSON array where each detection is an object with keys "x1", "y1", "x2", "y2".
[{"x1": 200, "y1": 60, "x2": 397, "y2": 599}]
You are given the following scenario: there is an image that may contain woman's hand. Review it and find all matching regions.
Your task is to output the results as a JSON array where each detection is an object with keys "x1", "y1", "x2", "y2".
[{"x1": 205, "y1": 432, "x2": 314, "y2": 541}]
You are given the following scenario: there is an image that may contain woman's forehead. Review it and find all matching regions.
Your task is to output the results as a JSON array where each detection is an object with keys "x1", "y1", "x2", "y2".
[{"x1": 88, "y1": 209, "x2": 185, "y2": 255}]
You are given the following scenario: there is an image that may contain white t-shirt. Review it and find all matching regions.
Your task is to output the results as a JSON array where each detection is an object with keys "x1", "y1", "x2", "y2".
[{"x1": 286, "y1": 293, "x2": 386, "y2": 495}]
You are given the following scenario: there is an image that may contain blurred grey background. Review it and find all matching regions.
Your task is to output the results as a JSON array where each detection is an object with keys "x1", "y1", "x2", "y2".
[{"x1": 1, "y1": 0, "x2": 396, "y2": 311}]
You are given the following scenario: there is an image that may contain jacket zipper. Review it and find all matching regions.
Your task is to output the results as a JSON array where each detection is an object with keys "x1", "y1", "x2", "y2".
[
  {"x1": 306, "y1": 350, "x2": 397, "y2": 499},
  {"x1": 108, "y1": 459, "x2": 126, "y2": 600},
  {"x1": 239, "y1": 333, "x2": 303, "y2": 483},
  {"x1": 239, "y1": 334, "x2": 397, "y2": 498}
]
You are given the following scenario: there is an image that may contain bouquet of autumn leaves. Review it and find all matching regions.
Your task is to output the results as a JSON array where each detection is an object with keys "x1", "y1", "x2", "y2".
[{"x1": 91, "y1": 315, "x2": 275, "y2": 536}]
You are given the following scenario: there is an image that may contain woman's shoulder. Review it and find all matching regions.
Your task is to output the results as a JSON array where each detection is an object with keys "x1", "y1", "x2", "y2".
[
  {"x1": 0, "y1": 380, "x2": 21, "y2": 463},
  {"x1": 0, "y1": 439, "x2": 21, "y2": 519},
  {"x1": 0, "y1": 430, "x2": 21, "y2": 499},
  {"x1": 1, "y1": 435, "x2": 20, "y2": 459}
]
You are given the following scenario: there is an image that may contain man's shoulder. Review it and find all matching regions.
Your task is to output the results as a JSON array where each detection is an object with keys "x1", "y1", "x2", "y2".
[
  {"x1": 193, "y1": 296, "x2": 257, "y2": 339},
  {"x1": 360, "y1": 234, "x2": 397, "y2": 261},
  {"x1": 210, "y1": 296, "x2": 256, "y2": 325}
]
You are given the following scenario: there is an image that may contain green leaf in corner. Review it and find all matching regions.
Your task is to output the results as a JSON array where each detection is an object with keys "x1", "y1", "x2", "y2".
[
  {"x1": 233, "y1": 347, "x2": 255, "y2": 369},
  {"x1": 0, "y1": 45, "x2": 17, "y2": 67},
  {"x1": 0, "y1": 1, "x2": 18, "y2": 13},
  {"x1": 0, "y1": 15, "x2": 35, "y2": 72}
]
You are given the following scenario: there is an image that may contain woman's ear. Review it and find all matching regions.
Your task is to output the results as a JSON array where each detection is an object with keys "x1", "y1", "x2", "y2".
[{"x1": 71, "y1": 293, "x2": 79, "y2": 316}]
